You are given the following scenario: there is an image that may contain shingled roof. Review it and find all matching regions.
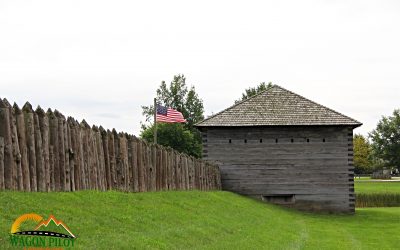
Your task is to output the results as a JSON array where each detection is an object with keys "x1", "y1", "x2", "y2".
[{"x1": 196, "y1": 85, "x2": 361, "y2": 127}]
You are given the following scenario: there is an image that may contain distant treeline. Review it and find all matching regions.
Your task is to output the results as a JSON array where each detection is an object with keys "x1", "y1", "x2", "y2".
[{"x1": 0, "y1": 98, "x2": 221, "y2": 192}]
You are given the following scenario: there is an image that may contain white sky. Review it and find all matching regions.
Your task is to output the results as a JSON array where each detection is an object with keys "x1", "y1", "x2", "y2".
[{"x1": 1, "y1": 0, "x2": 399, "y2": 136}]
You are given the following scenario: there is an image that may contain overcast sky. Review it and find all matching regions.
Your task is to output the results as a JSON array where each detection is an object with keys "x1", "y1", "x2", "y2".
[{"x1": 1, "y1": 0, "x2": 399, "y2": 136}]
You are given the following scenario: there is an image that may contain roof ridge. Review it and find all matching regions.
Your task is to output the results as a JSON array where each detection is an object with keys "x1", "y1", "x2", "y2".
[
  {"x1": 195, "y1": 84, "x2": 276, "y2": 126},
  {"x1": 273, "y1": 85, "x2": 361, "y2": 124}
]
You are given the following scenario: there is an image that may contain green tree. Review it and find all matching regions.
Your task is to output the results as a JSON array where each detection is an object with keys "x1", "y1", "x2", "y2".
[
  {"x1": 353, "y1": 134, "x2": 373, "y2": 174},
  {"x1": 140, "y1": 123, "x2": 202, "y2": 158},
  {"x1": 235, "y1": 82, "x2": 273, "y2": 104},
  {"x1": 141, "y1": 74, "x2": 204, "y2": 129},
  {"x1": 141, "y1": 74, "x2": 204, "y2": 158},
  {"x1": 369, "y1": 109, "x2": 400, "y2": 170}
]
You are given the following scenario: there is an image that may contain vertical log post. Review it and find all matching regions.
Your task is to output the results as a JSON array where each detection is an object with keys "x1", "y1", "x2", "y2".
[
  {"x1": 137, "y1": 139, "x2": 144, "y2": 192},
  {"x1": 23, "y1": 102, "x2": 37, "y2": 191},
  {"x1": 67, "y1": 117, "x2": 76, "y2": 191},
  {"x1": 0, "y1": 99, "x2": 14, "y2": 190},
  {"x1": 91, "y1": 126, "x2": 99, "y2": 190},
  {"x1": 11, "y1": 104, "x2": 23, "y2": 190},
  {"x1": 34, "y1": 107, "x2": 45, "y2": 191},
  {"x1": 15, "y1": 104, "x2": 30, "y2": 191},
  {"x1": 132, "y1": 136, "x2": 139, "y2": 192},
  {"x1": 0, "y1": 137, "x2": 4, "y2": 190},
  {"x1": 47, "y1": 109, "x2": 58, "y2": 191},
  {"x1": 80, "y1": 120, "x2": 90, "y2": 189},
  {"x1": 107, "y1": 129, "x2": 116, "y2": 190},
  {"x1": 1, "y1": 99, "x2": 15, "y2": 190},
  {"x1": 126, "y1": 135, "x2": 133, "y2": 191},
  {"x1": 37, "y1": 107, "x2": 50, "y2": 191},
  {"x1": 74, "y1": 119, "x2": 83, "y2": 190},
  {"x1": 54, "y1": 110, "x2": 66, "y2": 191},
  {"x1": 151, "y1": 143, "x2": 157, "y2": 191}
]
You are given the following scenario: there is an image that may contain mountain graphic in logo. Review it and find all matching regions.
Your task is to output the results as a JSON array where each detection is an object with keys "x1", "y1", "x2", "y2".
[
  {"x1": 35, "y1": 215, "x2": 75, "y2": 238},
  {"x1": 11, "y1": 213, "x2": 75, "y2": 239}
]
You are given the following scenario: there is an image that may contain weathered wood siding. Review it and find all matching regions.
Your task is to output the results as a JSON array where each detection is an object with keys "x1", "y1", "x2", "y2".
[{"x1": 201, "y1": 126, "x2": 355, "y2": 213}]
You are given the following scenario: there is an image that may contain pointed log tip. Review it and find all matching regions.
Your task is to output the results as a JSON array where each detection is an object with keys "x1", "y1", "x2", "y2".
[
  {"x1": 35, "y1": 106, "x2": 45, "y2": 115},
  {"x1": 112, "y1": 128, "x2": 117, "y2": 135},
  {"x1": 67, "y1": 117, "x2": 75, "y2": 124},
  {"x1": 99, "y1": 125, "x2": 105, "y2": 132},
  {"x1": 100, "y1": 129, "x2": 108, "y2": 136},
  {"x1": 54, "y1": 109, "x2": 65, "y2": 119},
  {"x1": 0, "y1": 98, "x2": 6, "y2": 108},
  {"x1": 92, "y1": 125, "x2": 99, "y2": 131},
  {"x1": 22, "y1": 102, "x2": 33, "y2": 112},
  {"x1": 12, "y1": 102, "x2": 21, "y2": 112},
  {"x1": 46, "y1": 109, "x2": 56, "y2": 118},
  {"x1": 81, "y1": 119, "x2": 90, "y2": 128},
  {"x1": 3, "y1": 98, "x2": 11, "y2": 107}
]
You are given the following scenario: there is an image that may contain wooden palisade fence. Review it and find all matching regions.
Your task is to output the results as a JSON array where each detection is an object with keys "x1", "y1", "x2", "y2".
[{"x1": 0, "y1": 98, "x2": 221, "y2": 192}]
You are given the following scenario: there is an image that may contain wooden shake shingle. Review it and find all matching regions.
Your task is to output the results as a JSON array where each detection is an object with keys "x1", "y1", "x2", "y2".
[{"x1": 196, "y1": 85, "x2": 361, "y2": 127}]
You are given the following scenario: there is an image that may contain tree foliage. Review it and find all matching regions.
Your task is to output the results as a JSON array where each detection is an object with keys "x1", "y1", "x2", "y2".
[
  {"x1": 140, "y1": 123, "x2": 202, "y2": 158},
  {"x1": 141, "y1": 74, "x2": 204, "y2": 158},
  {"x1": 141, "y1": 74, "x2": 204, "y2": 129},
  {"x1": 235, "y1": 82, "x2": 273, "y2": 104},
  {"x1": 369, "y1": 109, "x2": 400, "y2": 170},
  {"x1": 353, "y1": 134, "x2": 373, "y2": 174}
]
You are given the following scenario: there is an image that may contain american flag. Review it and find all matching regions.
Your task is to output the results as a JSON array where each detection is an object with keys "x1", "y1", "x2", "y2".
[{"x1": 156, "y1": 104, "x2": 187, "y2": 123}]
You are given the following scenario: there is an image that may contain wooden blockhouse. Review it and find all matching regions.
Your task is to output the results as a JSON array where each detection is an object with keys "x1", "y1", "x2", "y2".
[{"x1": 195, "y1": 85, "x2": 361, "y2": 213}]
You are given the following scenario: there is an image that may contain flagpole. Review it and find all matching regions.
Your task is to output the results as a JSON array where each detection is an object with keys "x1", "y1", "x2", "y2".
[{"x1": 153, "y1": 97, "x2": 157, "y2": 144}]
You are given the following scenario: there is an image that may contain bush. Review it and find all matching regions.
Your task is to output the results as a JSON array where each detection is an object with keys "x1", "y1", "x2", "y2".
[{"x1": 356, "y1": 193, "x2": 400, "y2": 207}]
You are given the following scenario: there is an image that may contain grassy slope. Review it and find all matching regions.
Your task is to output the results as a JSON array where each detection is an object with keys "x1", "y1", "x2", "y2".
[
  {"x1": 355, "y1": 180, "x2": 400, "y2": 194},
  {"x1": 0, "y1": 191, "x2": 399, "y2": 250}
]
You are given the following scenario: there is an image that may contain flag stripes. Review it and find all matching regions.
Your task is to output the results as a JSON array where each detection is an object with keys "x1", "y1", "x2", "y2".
[{"x1": 156, "y1": 105, "x2": 186, "y2": 123}]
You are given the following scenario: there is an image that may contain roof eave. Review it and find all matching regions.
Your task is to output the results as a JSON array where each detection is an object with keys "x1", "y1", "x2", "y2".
[{"x1": 195, "y1": 122, "x2": 363, "y2": 127}]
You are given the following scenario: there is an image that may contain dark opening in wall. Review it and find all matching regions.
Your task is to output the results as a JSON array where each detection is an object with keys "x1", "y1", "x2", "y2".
[
  {"x1": 244, "y1": 139, "x2": 247, "y2": 143},
  {"x1": 323, "y1": 138, "x2": 326, "y2": 142},
  {"x1": 275, "y1": 138, "x2": 278, "y2": 143},
  {"x1": 229, "y1": 139, "x2": 231, "y2": 143},
  {"x1": 260, "y1": 139, "x2": 262, "y2": 143},
  {"x1": 262, "y1": 194, "x2": 295, "y2": 205},
  {"x1": 291, "y1": 139, "x2": 294, "y2": 143},
  {"x1": 307, "y1": 138, "x2": 310, "y2": 143}
]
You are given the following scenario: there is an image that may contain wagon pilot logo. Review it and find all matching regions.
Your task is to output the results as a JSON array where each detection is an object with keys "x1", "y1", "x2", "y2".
[{"x1": 9, "y1": 213, "x2": 76, "y2": 249}]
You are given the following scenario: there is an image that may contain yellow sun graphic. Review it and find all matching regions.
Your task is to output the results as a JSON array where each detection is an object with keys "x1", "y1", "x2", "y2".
[{"x1": 11, "y1": 213, "x2": 43, "y2": 234}]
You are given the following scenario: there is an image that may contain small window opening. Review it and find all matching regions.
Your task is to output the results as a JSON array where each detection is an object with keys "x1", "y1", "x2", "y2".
[
  {"x1": 229, "y1": 139, "x2": 231, "y2": 143},
  {"x1": 307, "y1": 138, "x2": 310, "y2": 143},
  {"x1": 244, "y1": 139, "x2": 247, "y2": 143},
  {"x1": 260, "y1": 139, "x2": 263, "y2": 143},
  {"x1": 323, "y1": 138, "x2": 326, "y2": 142},
  {"x1": 291, "y1": 139, "x2": 294, "y2": 143},
  {"x1": 275, "y1": 138, "x2": 278, "y2": 143},
  {"x1": 262, "y1": 194, "x2": 295, "y2": 205}
]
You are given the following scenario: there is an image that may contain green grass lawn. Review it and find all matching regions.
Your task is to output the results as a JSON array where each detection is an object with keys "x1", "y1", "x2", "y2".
[
  {"x1": 355, "y1": 180, "x2": 400, "y2": 194},
  {"x1": 1, "y1": 191, "x2": 399, "y2": 249}
]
